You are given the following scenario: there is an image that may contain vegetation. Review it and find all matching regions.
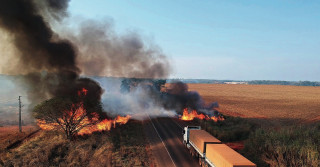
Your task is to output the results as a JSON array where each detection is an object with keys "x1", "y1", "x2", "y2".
[
  {"x1": 193, "y1": 116, "x2": 256, "y2": 142},
  {"x1": 192, "y1": 117, "x2": 320, "y2": 167},
  {"x1": 0, "y1": 121, "x2": 150, "y2": 167},
  {"x1": 33, "y1": 97, "x2": 103, "y2": 140},
  {"x1": 248, "y1": 80, "x2": 320, "y2": 86},
  {"x1": 0, "y1": 126, "x2": 37, "y2": 152},
  {"x1": 110, "y1": 121, "x2": 150, "y2": 166},
  {"x1": 120, "y1": 78, "x2": 166, "y2": 93},
  {"x1": 242, "y1": 124, "x2": 320, "y2": 167}
]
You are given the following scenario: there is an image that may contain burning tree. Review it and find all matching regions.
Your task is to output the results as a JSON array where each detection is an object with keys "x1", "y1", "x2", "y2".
[
  {"x1": 33, "y1": 93, "x2": 104, "y2": 140},
  {"x1": 33, "y1": 88, "x2": 131, "y2": 140}
]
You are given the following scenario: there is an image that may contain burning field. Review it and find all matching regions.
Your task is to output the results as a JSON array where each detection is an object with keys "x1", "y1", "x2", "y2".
[
  {"x1": 0, "y1": 1, "x2": 226, "y2": 166},
  {"x1": 1, "y1": 0, "x2": 319, "y2": 167}
]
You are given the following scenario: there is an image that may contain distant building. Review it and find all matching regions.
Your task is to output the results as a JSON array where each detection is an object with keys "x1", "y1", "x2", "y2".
[{"x1": 224, "y1": 82, "x2": 248, "y2": 85}]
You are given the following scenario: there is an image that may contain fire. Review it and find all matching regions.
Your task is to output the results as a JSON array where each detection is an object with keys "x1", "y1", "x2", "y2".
[
  {"x1": 37, "y1": 88, "x2": 131, "y2": 136},
  {"x1": 78, "y1": 115, "x2": 131, "y2": 135},
  {"x1": 180, "y1": 108, "x2": 206, "y2": 121},
  {"x1": 211, "y1": 115, "x2": 225, "y2": 122},
  {"x1": 78, "y1": 88, "x2": 88, "y2": 96},
  {"x1": 180, "y1": 108, "x2": 224, "y2": 122}
]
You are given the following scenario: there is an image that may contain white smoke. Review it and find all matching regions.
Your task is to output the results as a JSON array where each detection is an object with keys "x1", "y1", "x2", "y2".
[{"x1": 98, "y1": 78, "x2": 176, "y2": 120}]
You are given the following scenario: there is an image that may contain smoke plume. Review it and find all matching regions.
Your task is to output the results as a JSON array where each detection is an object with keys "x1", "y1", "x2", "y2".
[
  {"x1": 63, "y1": 19, "x2": 171, "y2": 78},
  {"x1": 0, "y1": 0, "x2": 170, "y2": 106},
  {"x1": 0, "y1": 0, "x2": 102, "y2": 106},
  {"x1": 0, "y1": 0, "x2": 217, "y2": 121}
]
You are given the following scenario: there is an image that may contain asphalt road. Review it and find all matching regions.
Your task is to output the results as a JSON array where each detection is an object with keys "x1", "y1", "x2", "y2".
[{"x1": 144, "y1": 117, "x2": 200, "y2": 167}]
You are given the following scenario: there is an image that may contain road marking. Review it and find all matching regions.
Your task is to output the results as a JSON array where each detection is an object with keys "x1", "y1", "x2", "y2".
[{"x1": 147, "y1": 115, "x2": 177, "y2": 167}]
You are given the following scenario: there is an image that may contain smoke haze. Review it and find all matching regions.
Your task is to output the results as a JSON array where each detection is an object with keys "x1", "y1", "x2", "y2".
[
  {"x1": 0, "y1": 0, "x2": 171, "y2": 109},
  {"x1": 0, "y1": 0, "x2": 217, "y2": 122}
]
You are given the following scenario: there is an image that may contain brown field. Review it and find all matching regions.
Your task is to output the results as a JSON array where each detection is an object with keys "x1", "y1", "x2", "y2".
[{"x1": 187, "y1": 84, "x2": 320, "y2": 126}]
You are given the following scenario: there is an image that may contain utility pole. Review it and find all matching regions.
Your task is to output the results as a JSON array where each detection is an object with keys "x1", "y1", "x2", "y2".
[{"x1": 19, "y1": 96, "x2": 22, "y2": 133}]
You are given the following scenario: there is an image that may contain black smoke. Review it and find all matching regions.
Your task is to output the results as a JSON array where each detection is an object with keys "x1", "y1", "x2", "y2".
[
  {"x1": 163, "y1": 81, "x2": 219, "y2": 115},
  {"x1": 0, "y1": 0, "x2": 217, "y2": 120},
  {"x1": 0, "y1": 0, "x2": 102, "y2": 106},
  {"x1": 118, "y1": 79, "x2": 219, "y2": 116}
]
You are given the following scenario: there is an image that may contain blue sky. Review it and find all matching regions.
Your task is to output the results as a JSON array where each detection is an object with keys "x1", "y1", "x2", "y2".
[{"x1": 69, "y1": 0, "x2": 320, "y2": 81}]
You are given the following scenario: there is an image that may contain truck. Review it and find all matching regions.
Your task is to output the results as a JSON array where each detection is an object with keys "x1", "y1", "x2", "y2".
[{"x1": 183, "y1": 126, "x2": 256, "y2": 167}]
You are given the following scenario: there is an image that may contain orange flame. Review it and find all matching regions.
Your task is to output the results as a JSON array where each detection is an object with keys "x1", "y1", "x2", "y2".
[
  {"x1": 37, "y1": 88, "x2": 131, "y2": 136},
  {"x1": 78, "y1": 88, "x2": 88, "y2": 96},
  {"x1": 180, "y1": 108, "x2": 224, "y2": 122},
  {"x1": 180, "y1": 108, "x2": 205, "y2": 121}
]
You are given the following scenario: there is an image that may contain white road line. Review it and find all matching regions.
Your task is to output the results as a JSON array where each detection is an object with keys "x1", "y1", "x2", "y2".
[{"x1": 147, "y1": 115, "x2": 177, "y2": 167}]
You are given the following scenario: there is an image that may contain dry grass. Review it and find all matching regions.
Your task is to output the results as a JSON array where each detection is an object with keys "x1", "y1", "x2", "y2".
[
  {"x1": 0, "y1": 121, "x2": 150, "y2": 167},
  {"x1": 187, "y1": 84, "x2": 320, "y2": 125},
  {"x1": 110, "y1": 120, "x2": 150, "y2": 167},
  {"x1": 0, "y1": 125, "x2": 37, "y2": 151}
]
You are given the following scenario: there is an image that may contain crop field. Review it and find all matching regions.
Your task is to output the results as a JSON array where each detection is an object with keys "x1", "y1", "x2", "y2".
[{"x1": 187, "y1": 84, "x2": 320, "y2": 126}]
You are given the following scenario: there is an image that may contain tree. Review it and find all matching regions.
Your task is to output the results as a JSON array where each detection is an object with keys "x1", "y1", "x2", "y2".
[
  {"x1": 153, "y1": 79, "x2": 166, "y2": 91},
  {"x1": 33, "y1": 97, "x2": 102, "y2": 140}
]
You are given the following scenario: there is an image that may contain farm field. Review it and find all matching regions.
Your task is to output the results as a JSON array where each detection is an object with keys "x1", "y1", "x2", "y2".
[{"x1": 187, "y1": 84, "x2": 320, "y2": 126}]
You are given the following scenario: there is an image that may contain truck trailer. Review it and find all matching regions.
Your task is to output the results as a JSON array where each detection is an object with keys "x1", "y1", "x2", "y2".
[{"x1": 183, "y1": 126, "x2": 256, "y2": 167}]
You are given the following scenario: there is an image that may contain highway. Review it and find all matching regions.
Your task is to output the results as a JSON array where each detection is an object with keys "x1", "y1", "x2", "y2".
[{"x1": 143, "y1": 117, "x2": 200, "y2": 167}]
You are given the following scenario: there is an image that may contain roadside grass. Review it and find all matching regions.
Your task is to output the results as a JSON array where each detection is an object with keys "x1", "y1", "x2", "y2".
[
  {"x1": 241, "y1": 123, "x2": 320, "y2": 167},
  {"x1": 191, "y1": 117, "x2": 320, "y2": 167},
  {"x1": 0, "y1": 126, "x2": 37, "y2": 151},
  {"x1": 0, "y1": 121, "x2": 150, "y2": 167},
  {"x1": 193, "y1": 116, "x2": 256, "y2": 142},
  {"x1": 110, "y1": 120, "x2": 150, "y2": 167}
]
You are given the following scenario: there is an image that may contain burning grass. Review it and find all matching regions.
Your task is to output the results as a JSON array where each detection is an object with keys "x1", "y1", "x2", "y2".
[
  {"x1": 180, "y1": 108, "x2": 224, "y2": 122},
  {"x1": 0, "y1": 121, "x2": 150, "y2": 167},
  {"x1": 34, "y1": 88, "x2": 131, "y2": 139}
]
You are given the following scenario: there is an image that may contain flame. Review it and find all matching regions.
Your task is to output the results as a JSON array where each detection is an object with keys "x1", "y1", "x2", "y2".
[
  {"x1": 180, "y1": 108, "x2": 224, "y2": 122},
  {"x1": 37, "y1": 88, "x2": 131, "y2": 136},
  {"x1": 211, "y1": 115, "x2": 225, "y2": 122},
  {"x1": 78, "y1": 88, "x2": 88, "y2": 96},
  {"x1": 37, "y1": 120, "x2": 57, "y2": 130},
  {"x1": 180, "y1": 108, "x2": 206, "y2": 121},
  {"x1": 78, "y1": 115, "x2": 131, "y2": 135}
]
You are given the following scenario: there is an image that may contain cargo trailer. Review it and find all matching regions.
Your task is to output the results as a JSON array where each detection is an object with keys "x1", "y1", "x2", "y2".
[{"x1": 183, "y1": 126, "x2": 256, "y2": 167}]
